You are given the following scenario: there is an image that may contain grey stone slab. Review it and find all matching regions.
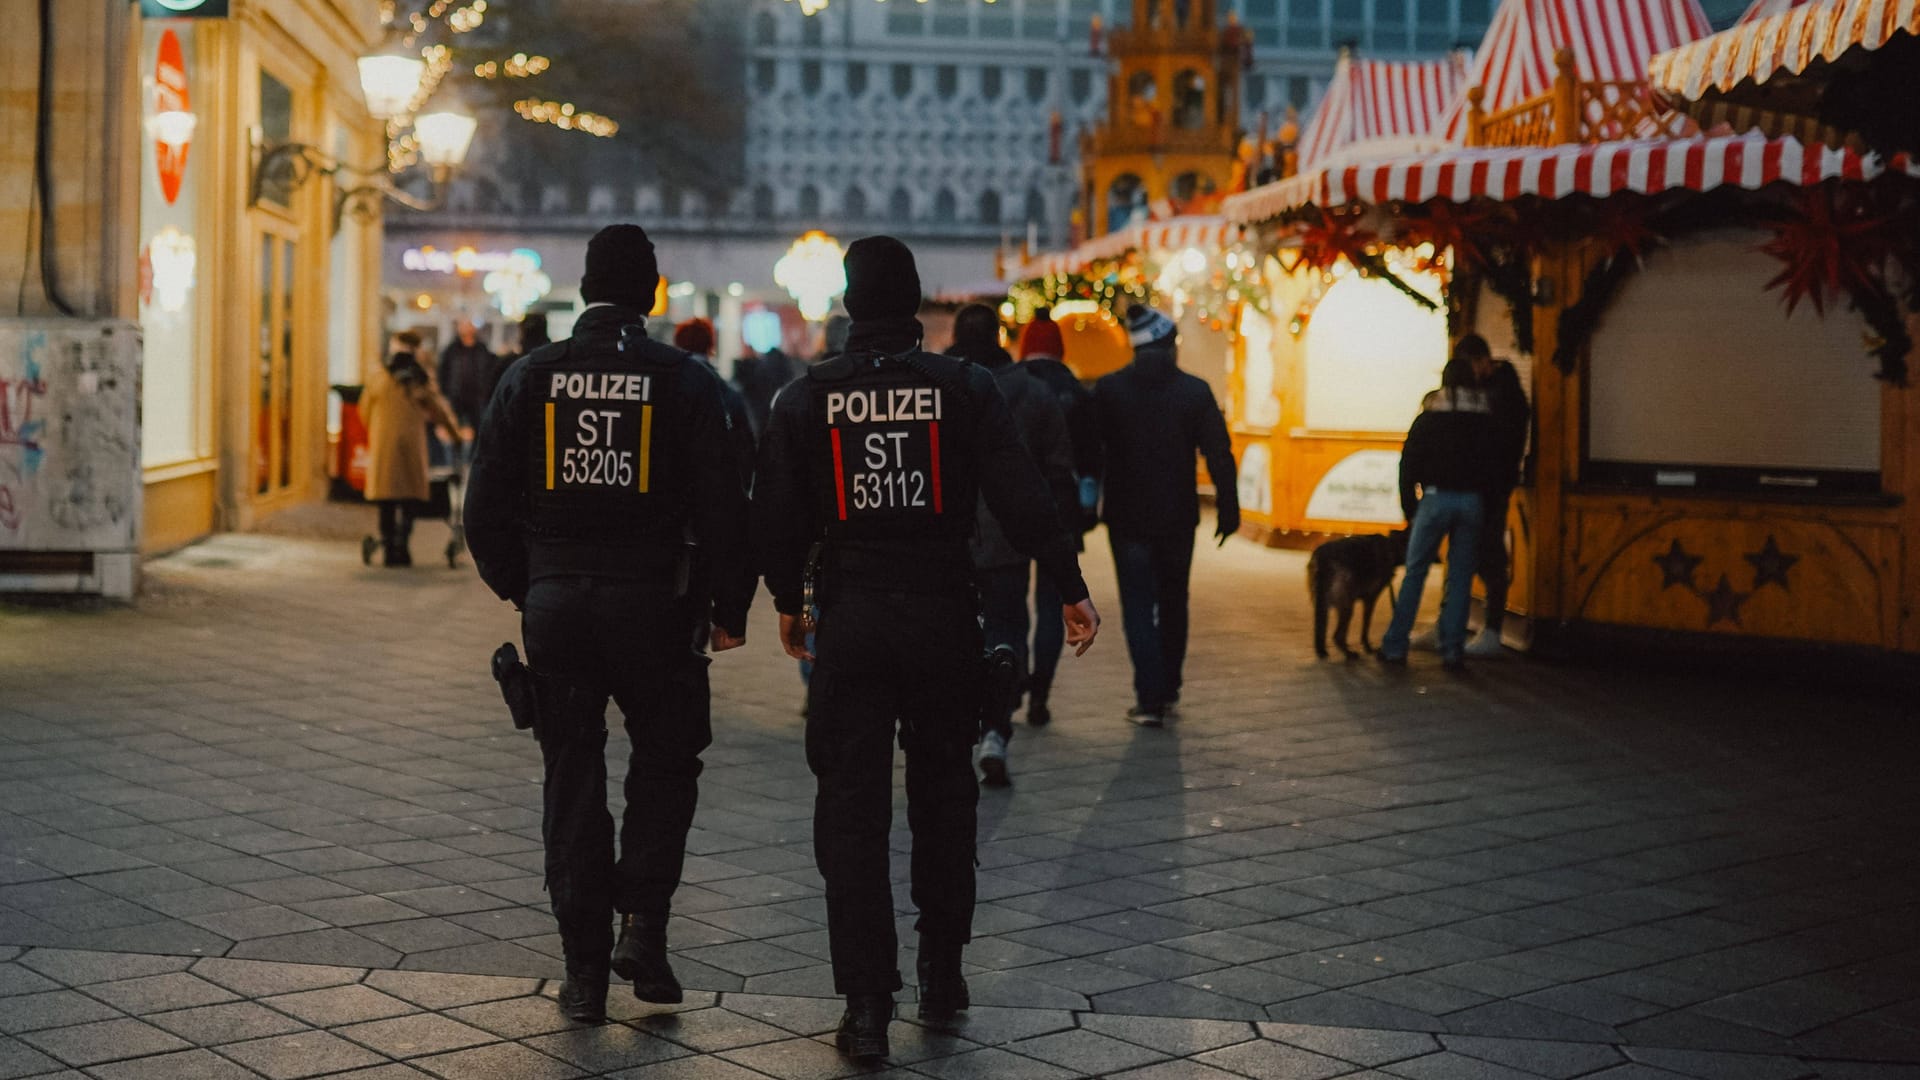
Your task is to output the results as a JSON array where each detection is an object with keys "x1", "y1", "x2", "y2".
[
  {"x1": 0, "y1": 963, "x2": 59, "y2": 997},
  {"x1": 412, "y1": 1042, "x2": 586, "y2": 1079},
  {"x1": 18, "y1": 1017, "x2": 190, "y2": 1067},
  {"x1": 263, "y1": 985, "x2": 419, "y2": 1027},
  {"x1": 442, "y1": 997, "x2": 584, "y2": 1041},
  {"x1": 395, "y1": 941, "x2": 561, "y2": 979},
  {"x1": 360, "y1": 971, "x2": 538, "y2": 1010},
  {"x1": 18, "y1": 949, "x2": 191, "y2": 985},
  {"x1": 633, "y1": 1006, "x2": 808, "y2": 1053},
  {"x1": 1106, "y1": 1059, "x2": 1264, "y2": 1080},
  {"x1": 1195, "y1": 1039, "x2": 1358, "y2": 1080},
  {"x1": 1621, "y1": 1045, "x2": 1817, "y2": 1079},
  {"x1": 335, "y1": 1014, "x2": 497, "y2": 1058},
  {"x1": 1438, "y1": 1034, "x2": 1627, "y2": 1077},
  {"x1": 520, "y1": 1026, "x2": 689, "y2": 1072},
  {"x1": 1006, "y1": 1028, "x2": 1170, "y2": 1073},
  {"x1": 1260, "y1": 1023, "x2": 1441, "y2": 1066},
  {"x1": 190, "y1": 957, "x2": 365, "y2": 997},
  {"x1": 84, "y1": 972, "x2": 239, "y2": 1014},
  {"x1": 185, "y1": 906, "x2": 331, "y2": 941},
  {"x1": 716, "y1": 993, "x2": 853, "y2": 1038},
  {"x1": 88, "y1": 1048, "x2": 267, "y2": 1080},
  {"x1": 1076, "y1": 1014, "x2": 1260, "y2": 1056},
  {"x1": 219, "y1": 1031, "x2": 390, "y2": 1079},
  {"x1": 146, "y1": 1000, "x2": 311, "y2": 1044},
  {"x1": 372, "y1": 888, "x2": 508, "y2": 918},
  {"x1": 0, "y1": 989, "x2": 122, "y2": 1032},
  {"x1": 0, "y1": 1036, "x2": 60, "y2": 1080},
  {"x1": 1380, "y1": 1050, "x2": 1551, "y2": 1080},
  {"x1": 606, "y1": 1057, "x2": 786, "y2": 1080},
  {"x1": 229, "y1": 929, "x2": 403, "y2": 969}
]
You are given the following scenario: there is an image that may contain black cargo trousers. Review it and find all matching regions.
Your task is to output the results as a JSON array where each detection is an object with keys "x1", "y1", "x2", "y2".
[
  {"x1": 521, "y1": 575, "x2": 711, "y2": 967},
  {"x1": 805, "y1": 587, "x2": 981, "y2": 995}
]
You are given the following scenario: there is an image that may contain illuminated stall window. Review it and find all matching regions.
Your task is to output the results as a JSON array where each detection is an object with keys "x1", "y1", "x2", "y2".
[{"x1": 1302, "y1": 266, "x2": 1447, "y2": 433}]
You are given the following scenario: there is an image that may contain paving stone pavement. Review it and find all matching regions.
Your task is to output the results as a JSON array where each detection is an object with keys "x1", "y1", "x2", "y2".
[{"x1": 2, "y1": 507, "x2": 1918, "y2": 1078}]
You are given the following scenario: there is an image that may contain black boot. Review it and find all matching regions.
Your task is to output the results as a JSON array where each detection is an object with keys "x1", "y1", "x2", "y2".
[
  {"x1": 555, "y1": 962, "x2": 608, "y2": 1023},
  {"x1": 1026, "y1": 681, "x2": 1052, "y2": 727},
  {"x1": 917, "y1": 941, "x2": 970, "y2": 1022},
  {"x1": 835, "y1": 993, "x2": 892, "y2": 1062},
  {"x1": 611, "y1": 915, "x2": 682, "y2": 1004}
]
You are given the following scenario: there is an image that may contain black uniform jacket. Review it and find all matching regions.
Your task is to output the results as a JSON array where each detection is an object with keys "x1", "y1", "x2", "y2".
[
  {"x1": 1092, "y1": 345, "x2": 1240, "y2": 539},
  {"x1": 463, "y1": 304, "x2": 756, "y2": 637},
  {"x1": 752, "y1": 320, "x2": 1089, "y2": 618}
]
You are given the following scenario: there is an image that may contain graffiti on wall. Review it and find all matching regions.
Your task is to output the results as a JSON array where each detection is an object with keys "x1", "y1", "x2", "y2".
[{"x1": 0, "y1": 325, "x2": 140, "y2": 550}]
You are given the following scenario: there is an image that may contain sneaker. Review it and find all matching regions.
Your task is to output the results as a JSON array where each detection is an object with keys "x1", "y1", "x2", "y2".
[
  {"x1": 1408, "y1": 626, "x2": 1440, "y2": 650},
  {"x1": 978, "y1": 731, "x2": 1010, "y2": 788},
  {"x1": 1463, "y1": 629, "x2": 1507, "y2": 659},
  {"x1": 1125, "y1": 705, "x2": 1165, "y2": 728}
]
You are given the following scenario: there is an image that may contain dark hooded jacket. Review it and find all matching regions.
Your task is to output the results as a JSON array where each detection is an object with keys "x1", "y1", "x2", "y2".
[
  {"x1": 1092, "y1": 344, "x2": 1239, "y2": 538},
  {"x1": 946, "y1": 339, "x2": 1077, "y2": 571},
  {"x1": 1397, "y1": 385, "x2": 1505, "y2": 521},
  {"x1": 1021, "y1": 356, "x2": 1103, "y2": 538}
]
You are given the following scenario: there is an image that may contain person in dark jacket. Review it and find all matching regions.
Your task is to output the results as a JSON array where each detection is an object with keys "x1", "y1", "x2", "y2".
[
  {"x1": 463, "y1": 224, "x2": 754, "y2": 1022},
  {"x1": 1093, "y1": 304, "x2": 1239, "y2": 726},
  {"x1": 1467, "y1": 334, "x2": 1528, "y2": 656},
  {"x1": 1378, "y1": 352, "x2": 1502, "y2": 671},
  {"x1": 439, "y1": 318, "x2": 497, "y2": 434},
  {"x1": 735, "y1": 347, "x2": 801, "y2": 437},
  {"x1": 950, "y1": 304, "x2": 1076, "y2": 787},
  {"x1": 483, "y1": 313, "x2": 549, "y2": 407},
  {"x1": 675, "y1": 317, "x2": 756, "y2": 491},
  {"x1": 1016, "y1": 309, "x2": 1103, "y2": 727}
]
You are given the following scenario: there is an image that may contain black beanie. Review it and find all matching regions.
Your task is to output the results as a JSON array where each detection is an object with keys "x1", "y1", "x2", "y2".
[
  {"x1": 580, "y1": 224, "x2": 659, "y2": 309},
  {"x1": 843, "y1": 236, "x2": 922, "y2": 321}
]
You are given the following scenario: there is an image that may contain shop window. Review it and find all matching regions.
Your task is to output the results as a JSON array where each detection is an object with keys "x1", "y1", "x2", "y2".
[
  {"x1": 847, "y1": 62, "x2": 869, "y2": 97},
  {"x1": 893, "y1": 63, "x2": 915, "y2": 98},
  {"x1": 937, "y1": 65, "x2": 959, "y2": 99},
  {"x1": 845, "y1": 185, "x2": 869, "y2": 219},
  {"x1": 889, "y1": 187, "x2": 914, "y2": 221},
  {"x1": 802, "y1": 60, "x2": 822, "y2": 96},
  {"x1": 932, "y1": 188, "x2": 958, "y2": 223},
  {"x1": 1585, "y1": 230, "x2": 1881, "y2": 492},
  {"x1": 256, "y1": 71, "x2": 295, "y2": 207},
  {"x1": 1303, "y1": 269, "x2": 1448, "y2": 432},
  {"x1": 982, "y1": 67, "x2": 1004, "y2": 101},
  {"x1": 1172, "y1": 69, "x2": 1207, "y2": 130},
  {"x1": 978, "y1": 190, "x2": 1001, "y2": 225},
  {"x1": 798, "y1": 184, "x2": 821, "y2": 219}
]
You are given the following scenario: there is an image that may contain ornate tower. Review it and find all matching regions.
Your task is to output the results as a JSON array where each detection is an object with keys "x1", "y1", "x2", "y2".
[{"x1": 1081, "y1": 0, "x2": 1246, "y2": 237}]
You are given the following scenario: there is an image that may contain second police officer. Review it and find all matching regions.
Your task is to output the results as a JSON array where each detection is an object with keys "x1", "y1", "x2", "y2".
[
  {"x1": 464, "y1": 224, "x2": 755, "y2": 1023},
  {"x1": 753, "y1": 237, "x2": 1101, "y2": 1062}
]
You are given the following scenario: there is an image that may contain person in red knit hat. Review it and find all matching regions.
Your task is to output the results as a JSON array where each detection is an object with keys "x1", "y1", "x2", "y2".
[
  {"x1": 674, "y1": 318, "x2": 755, "y2": 489},
  {"x1": 1013, "y1": 309, "x2": 1104, "y2": 727}
]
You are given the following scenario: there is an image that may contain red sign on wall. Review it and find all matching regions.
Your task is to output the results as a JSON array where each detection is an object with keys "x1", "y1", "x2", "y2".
[{"x1": 154, "y1": 29, "x2": 191, "y2": 205}]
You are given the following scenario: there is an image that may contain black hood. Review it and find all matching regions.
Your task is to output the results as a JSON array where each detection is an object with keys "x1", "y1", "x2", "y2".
[{"x1": 1132, "y1": 343, "x2": 1179, "y2": 382}]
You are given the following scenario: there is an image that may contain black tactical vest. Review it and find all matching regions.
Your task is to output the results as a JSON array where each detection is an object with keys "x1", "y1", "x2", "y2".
[
  {"x1": 806, "y1": 350, "x2": 977, "y2": 547},
  {"x1": 522, "y1": 332, "x2": 690, "y2": 548}
]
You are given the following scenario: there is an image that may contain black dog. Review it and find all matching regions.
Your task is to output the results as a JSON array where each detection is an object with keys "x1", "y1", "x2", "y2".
[{"x1": 1308, "y1": 529, "x2": 1409, "y2": 660}]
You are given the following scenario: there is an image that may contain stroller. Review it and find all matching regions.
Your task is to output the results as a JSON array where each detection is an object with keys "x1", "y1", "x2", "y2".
[{"x1": 360, "y1": 430, "x2": 468, "y2": 569}]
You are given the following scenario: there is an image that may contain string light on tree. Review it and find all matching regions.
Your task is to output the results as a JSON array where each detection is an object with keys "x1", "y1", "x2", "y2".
[
  {"x1": 475, "y1": 53, "x2": 550, "y2": 79},
  {"x1": 514, "y1": 98, "x2": 619, "y2": 138}
]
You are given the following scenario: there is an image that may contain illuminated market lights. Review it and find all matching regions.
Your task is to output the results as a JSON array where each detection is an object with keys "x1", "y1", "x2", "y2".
[
  {"x1": 514, "y1": 98, "x2": 620, "y2": 138},
  {"x1": 475, "y1": 53, "x2": 551, "y2": 80}
]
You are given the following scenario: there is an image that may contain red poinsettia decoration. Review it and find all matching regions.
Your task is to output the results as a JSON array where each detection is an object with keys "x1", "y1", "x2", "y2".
[
  {"x1": 1759, "y1": 186, "x2": 1893, "y2": 317},
  {"x1": 1590, "y1": 198, "x2": 1660, "y2": 261},
  {"x1": 1397, "y1": 202, "x2": 1492, "y2": 268},
  {"x1": 1299, "y1": 208, "x2": 1378, "y2": 272}
]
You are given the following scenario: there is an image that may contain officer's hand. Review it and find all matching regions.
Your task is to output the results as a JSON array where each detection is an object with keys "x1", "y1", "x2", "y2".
[
  {"x1": 779, "y1": 613, "x2": 815, "y2": 662},
  {"x1": 711, "y1": 626, "x2": 747, "y2": 652},
  {"x1": 1062, "y1": 599, "x2": 1100, "y2": 657}
]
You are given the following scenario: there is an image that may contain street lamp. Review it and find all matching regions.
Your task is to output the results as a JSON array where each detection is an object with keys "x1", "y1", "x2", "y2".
[
  {"x1": 774, "y1": 231, "x2": 848, "y2": 322},
  {"x1": 249, "y1": 46, "x2": 472, "y2": 232}
]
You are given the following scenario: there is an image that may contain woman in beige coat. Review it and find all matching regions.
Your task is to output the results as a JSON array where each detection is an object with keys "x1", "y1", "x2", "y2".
[{"x1": 361, "y1": 330, "x2": 461, "y2": 567}]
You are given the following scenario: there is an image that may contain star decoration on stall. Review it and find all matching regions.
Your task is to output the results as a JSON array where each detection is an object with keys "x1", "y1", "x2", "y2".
[
  {"x1": 1743, "y1": 535, "x2": 1800, "y2": 592},
  {"x1": 1701, "y1": 574, "x2": 1750, "y2": 628},
  {"x1": 1651, "y1": 539, "x2": 1704, "y2": 591}
]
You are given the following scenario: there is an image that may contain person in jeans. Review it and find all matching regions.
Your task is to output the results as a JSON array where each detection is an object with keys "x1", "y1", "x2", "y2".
[
  {"x1": 1093, "y1": 305, "x2": 1239, "y2": 726},
  {"x1": 1379, "y1": 354, "x2": 1501, "y2": 671},
  {"x1": 950, "y1": 305, "x2": 1076, "y2": 786}
]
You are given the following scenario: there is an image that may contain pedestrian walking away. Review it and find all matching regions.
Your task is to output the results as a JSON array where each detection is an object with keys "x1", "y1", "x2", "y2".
[
  {"x1": 674, "y1": 316, "x2": 758, "y2": 492},
  {"x1": 439, "y1": 317, "x2": 497, "y2": 438},
  {"x1": 463, "y1": 223, "x2": 755, "y2": 1024},
  {"x1": 1468, "y1": 333, "x2": 1529, "y2": 657},
  {"x1": 753, "y1": 236, "x2": 1100, "y2": 1063},
  {"x1": 949, "y1": 303, "x2": 1077, "y2": 787},
  {"x1": 1093, "y1": 304, "x2": 1239, "y2": 727},
  {"x1": 1379, "y1": 349, "x2": 1504, "y2": 672},
  {"x1": 1016, "y1": 309, "x2": 1105, "y2": 729},
  {"x1": 360, "y1": 330, "x2": 461, "y2": 569}
]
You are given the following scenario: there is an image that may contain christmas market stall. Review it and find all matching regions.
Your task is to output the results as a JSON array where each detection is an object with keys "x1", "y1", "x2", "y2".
[{"x1": 1230, "y1": 128, "x2": 1920, "y2": 655}]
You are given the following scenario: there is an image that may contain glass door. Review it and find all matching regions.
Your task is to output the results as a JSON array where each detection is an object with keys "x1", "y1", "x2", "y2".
[{"x1": 253, "y1": 222, "x2": 300, "y2": 499}]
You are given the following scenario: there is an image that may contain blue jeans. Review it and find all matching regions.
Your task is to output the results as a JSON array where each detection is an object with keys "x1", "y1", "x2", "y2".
[
  {"x1": 1381, "y1": 488, "x2": 1484, "y2": 662},
  {"x1": 976, "y1": 564, "x2": 1031, "y2": 741},
  {"x1": 1109, "y1": 531, "x2": 1195, "y2": 710}
]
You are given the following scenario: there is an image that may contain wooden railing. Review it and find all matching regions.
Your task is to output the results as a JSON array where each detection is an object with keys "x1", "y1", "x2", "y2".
[{"x1": 1466, "y1": 49, "x2": 1697, "y2": 148}]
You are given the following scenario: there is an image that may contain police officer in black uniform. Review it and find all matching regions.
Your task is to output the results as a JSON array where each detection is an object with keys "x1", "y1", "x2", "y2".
[
  {"x1": 753, "y1": 237, "x2": 1100, "y2": 1061},
  {"x1": 464, "y1": 224, "x2": 754, "y2": 1023}
]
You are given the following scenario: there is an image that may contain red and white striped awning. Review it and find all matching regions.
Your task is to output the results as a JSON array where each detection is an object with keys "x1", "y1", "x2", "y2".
[
  {"x1": 1012, "y1": 217, "x2": 1241, "y2": 280},
  {"x1": 1297, "y1": 52, "x2": 1469, "y2": 172},
  {"x1": 1735, "y1": 0, "x2": 1820, "y2": 24},
  {"x1": 1438, "y1": 0, "x2": 1713, "y2": 143},
  {"x1": 1223, "y1": 132, "x2": 1909, "y2": 221},
  {"x1": 1649, "y1": 0, "x2": 1919, "y2": 101}
]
